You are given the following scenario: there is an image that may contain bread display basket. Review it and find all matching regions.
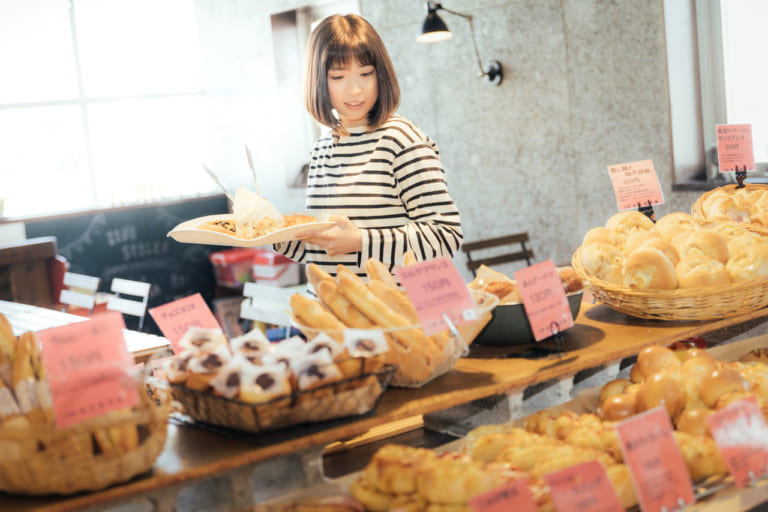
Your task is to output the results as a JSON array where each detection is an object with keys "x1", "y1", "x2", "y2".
[
  {"x1": 572, "y1": 247, "x2": 768, "y2": 321},
  {"x1": 169, "y1": 364, "x2": 395, "y2": 434},
  {"x1": 293, "y1": 290, "x2": 499, "y2": 388},
  {"x1": 691, "y1": 183, "x2": 768, "y2": 229},
  {"x1": 0, "y1": 382, "x2": 169, "y2": 495}
]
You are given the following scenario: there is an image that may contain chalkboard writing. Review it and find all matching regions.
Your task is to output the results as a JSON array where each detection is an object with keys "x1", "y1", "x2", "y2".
[{"x1": 26, "y1": 196, "x2": 230, "y2": 334}]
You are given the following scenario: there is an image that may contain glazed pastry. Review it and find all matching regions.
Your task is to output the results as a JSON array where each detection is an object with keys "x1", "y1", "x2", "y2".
[{"x1": 177, "y1": 327, "x2": 228, "y2": 354}]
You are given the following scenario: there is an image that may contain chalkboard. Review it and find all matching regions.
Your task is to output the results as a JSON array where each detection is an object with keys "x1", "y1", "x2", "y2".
[{"x1": 26, "y1": 195, "x2": 230, "y2": 334}]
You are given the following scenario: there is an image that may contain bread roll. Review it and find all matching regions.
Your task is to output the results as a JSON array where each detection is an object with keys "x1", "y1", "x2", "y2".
[
  {"x1": 623, "y1": 230, "x2": 660, "y2": 256},
  {"x1": 580, "y1": 242, "x2": 623, "y2": 285},
  {"x1": 675, "y1": 408, "x2": 713, "y2": 436},
  {"x1": 605, "y1": 211, "x2": 655, "y2": 240},
  {"x1": 675, "y1": 253, "x2": 730, "y2": 289},
  {"x1": 600, "y1": 393, "x2": 637, "y2": 421},
  {"x1": 726, "y1": 244, "x2": 768, "y2": 283},
  {"x1": 639, "y1": 237, "x2": 680, "y2": 267},
  {"x1": 557, "y1": 266, "x2": 583, "y2": 293},
  {"x1": 704, "y1": 194, "x2": 751, "y2": 222},
  {"x1": 582, "y1": 226, "x2": 618, "y2": 248},
  {"x1": 598, "y1": 378, "x2": 633, "y2": 403},
  {"x1": 632, "y1": 345, "x2": 681, "y2": 383},
  {"x1": 655, "y1": 212, "x2": 697, "y2": 241},
  {"x1": 0, "y1": 313, "x2": 15, "y2": 363},
  {"x1": 700, "y1": 367, "x2": 748, "y2": 408},
  {"x1": 636, "y1": 373, "x2": 687, "y2": 420},
  {"x1": 622, "y1": 247, "x2": 677, "y2": 290},
  {"x1": 683, "y1": 229, "x2": 729, "y2": 263}
]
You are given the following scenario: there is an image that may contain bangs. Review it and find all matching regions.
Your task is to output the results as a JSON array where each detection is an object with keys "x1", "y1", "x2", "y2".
[{"x1": 325, "y1": 38, "x2": 375, "y2": 70}]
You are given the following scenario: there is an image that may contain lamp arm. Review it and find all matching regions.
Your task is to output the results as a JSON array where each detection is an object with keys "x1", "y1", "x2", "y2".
[{"x1": 436, "y1": 5, "x2": 487, "y2": 77}]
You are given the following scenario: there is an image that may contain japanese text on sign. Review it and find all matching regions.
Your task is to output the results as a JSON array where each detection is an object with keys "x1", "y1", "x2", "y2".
[
  {"x1": 607, "y1": 159, "x2": 664, "y2": 211},
  {"x1": 469, "y1": 480, "x2": 538, "y2": 512},
  {"x1": 38, "y1": 311, "x2": 139, "y2": 428},
  {"x1": 514, "y1": 260, "x2": 573, "y2": 342},
  {"x1": 716, "y1": 124, "x2": 755, "y2": 173},
  {"x1": 396, "y1": 257, "x2": 478, "y2": 336},
  {"x1": 149, "y1": 293, "x2": 221, "y2": 352}
]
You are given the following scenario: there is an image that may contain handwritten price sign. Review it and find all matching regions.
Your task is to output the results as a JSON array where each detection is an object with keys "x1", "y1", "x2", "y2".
[
  {"x1": 396, "y1": 257, "x2": 478, "y2": 335},
  {"x1": 38, "y1": 311, "x2": 139, "y2": 428},
  {"x1": 617, "y1": 406, "x2": 694, "y2": 512},
  {"x1": 716, "y1": 124, "x2": 755, "y2": 173},
  {"x1": 544, "y1": 460, "x2": 624, "y2": 512},
  {"x1": 468, "y1": 480, "x2": 538, "y2": 512},
  {"x1": 707, "y1": 395, "x2": 768, "y2": 487},
  {"x1": 607, "y1": 159, "x2": 664, "y2": 211},
  {"x1": 149, "y1": 293, "x2": 221, "y2": 352},
  {"x1": 514, "y1": 260, "x2": 573, "y2": 342}
]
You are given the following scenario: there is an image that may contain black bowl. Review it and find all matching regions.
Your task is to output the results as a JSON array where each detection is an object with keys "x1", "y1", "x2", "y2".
[{"x1": 473, "y1": 290, "x2": 584, "y2": 346}]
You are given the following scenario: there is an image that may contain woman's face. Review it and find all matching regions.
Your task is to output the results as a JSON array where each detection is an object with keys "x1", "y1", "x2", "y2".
[{"x1": 327, "y1": 58, "x2": 378, "y2": 129}]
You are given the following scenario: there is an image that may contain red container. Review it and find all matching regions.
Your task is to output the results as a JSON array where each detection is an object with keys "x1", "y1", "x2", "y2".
[
  {"x1": 209, "y1": 248, "x2": 261, "y2": 288},
  {"x1": 252, "y1": 249, "x2": 300, "y2": 286}
]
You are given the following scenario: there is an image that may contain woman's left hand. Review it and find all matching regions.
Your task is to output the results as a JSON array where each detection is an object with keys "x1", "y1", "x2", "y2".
[{"x1": 296, "y1": 215, "x2": 362, "y2": 256}]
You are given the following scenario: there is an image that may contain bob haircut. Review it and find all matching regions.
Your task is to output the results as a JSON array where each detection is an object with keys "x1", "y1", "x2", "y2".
[{"x1": 304, "y1": 14, "x2": 400, "y2": 134}]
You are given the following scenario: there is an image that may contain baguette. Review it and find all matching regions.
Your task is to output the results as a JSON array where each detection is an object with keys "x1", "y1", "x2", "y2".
[
  {"x1": 403, "y1": 251, "x2": 417, "y2": 266},
  {"x1": 0, "y1": 313, "x2": 15, "y2": 363},
  {"x1": 11, "y1": 335, "x2": 45, "y2": 424},
  {"x1": 290, "y1": 293, "x2": 347, "y2": 343},
  {"x1": 336, "y1": 270, "x2": 436, "y2": 355},
  {"x1": 316, "y1": 280, "x2": 376, "y2": 329},
  {"x1": 306, "y1": 263, "x2": 335, "y2": 293},
  {"x1": 368, "y1": 280, "x2": 419, "y2": 325},
  {"x1": 365, "y1": 258, "x2": 399, "y2": 290}
]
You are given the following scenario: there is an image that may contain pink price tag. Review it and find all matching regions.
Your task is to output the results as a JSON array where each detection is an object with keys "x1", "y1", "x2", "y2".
[
  {"x1": 514, "y1": 260, "x2": 573, "y2": 342},
  {"x1": 468, "y1": 480, "x2": 538, "y2": 512},
  {"x1": 607, "y1": 159, "x2": 664, "y2": 211},
  {"x1": 149, "y1": 293, "x2": 221, "y2": 352},
  {"x1": 396, "y1": 256, "x2": 478, "y2": 335},
  {"x1": 707, "y1": 395, "x2": 768, "y2": 487},
  {"x1": 617, "y1": 406, "x2": 695, "y2": 512},
  {"x1": 716, "y1": 124, "x2": 755, "y2": 173},
  {"x1": 38, "y1": 311, "x2": 139, "y2": 428},
  {"x1": 544, "y1": 459, "x2": 625, "y2": 512}
]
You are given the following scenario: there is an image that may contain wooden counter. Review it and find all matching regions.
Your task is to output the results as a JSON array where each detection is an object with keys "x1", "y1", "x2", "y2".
[{"x1": 3, "y1": 301, "x2": 768, "y2": 511}]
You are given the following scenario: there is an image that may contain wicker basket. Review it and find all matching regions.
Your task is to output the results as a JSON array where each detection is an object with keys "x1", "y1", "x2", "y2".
[
  {"x1": 572, "y1": 247, "x2": 768, "y2": 321},
  {"x1": 0, "y1": 384, "x2": 169, "y2": 495},
  {"x1": 170, "y1": 365, "x2": 395, "y2": 433},
  {"x1": 691, "y1": 183, "x2": 768, "y2": 221}
]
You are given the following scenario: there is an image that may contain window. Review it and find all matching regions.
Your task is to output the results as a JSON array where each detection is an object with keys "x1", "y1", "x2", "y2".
[
  {"x1": 0, "y1": 0, "x2": 216, "y2": 218},
  {"x1": 667, "y1": 0, "x2": 768, "y2": 185}
]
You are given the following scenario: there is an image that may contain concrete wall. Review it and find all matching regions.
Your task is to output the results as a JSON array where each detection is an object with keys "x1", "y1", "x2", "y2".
[{"x1": 196, "y1": 0, "x2": 701, "y2": 279}]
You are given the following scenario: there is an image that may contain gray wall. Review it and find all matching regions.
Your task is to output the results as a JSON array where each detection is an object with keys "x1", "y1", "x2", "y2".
[{"x1": 199, "y1": 0, "x2": 701, "y2": 279}]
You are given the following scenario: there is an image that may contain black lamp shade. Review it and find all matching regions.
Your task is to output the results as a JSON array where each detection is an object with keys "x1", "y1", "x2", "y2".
[{"x1": 417, "y1": 10, "x2": 452, "y2": 43}]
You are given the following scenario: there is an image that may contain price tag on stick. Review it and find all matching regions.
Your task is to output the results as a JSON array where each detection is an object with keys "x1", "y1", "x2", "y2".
[
  {"x1": 544, "y1": 459, "x2": 625, "y2": 512},
  {"x1": 607, "y1": 159, "x2": 664, "y2": 211},
  {"x1": 616, "y1": 406, "x2": 695, "y2": 512},
  {"x1": 149, "y1": 293, "x2": 221, "y2": 352},
  {"x1": 514, "y1": 260, "x2": 573, "y2": 342},
  {"x1": 716, "y1": 124, "x2": 755, "y2": 173},
  {"x1": 396, "y1": 257, "x2": 479, "y2": 336},
  {"x1": 707, "y1": 395, "x2": 768, "y2": 487},
  {"x1": 38, "y1": 311, "x2": 139, "y2": 428}
]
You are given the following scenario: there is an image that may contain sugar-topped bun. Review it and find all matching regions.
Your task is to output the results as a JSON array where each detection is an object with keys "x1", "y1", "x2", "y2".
[
  {"x1": 683, "y1": 229, "x2": 729, "y2": 263},
  {"x1": 726, "y1": 244, "x2": 768, "y2": 282},
  {"x1": 582, "y1": 226, "x2": 619, "y2": 248},
  {"x1": 675, "y1": 252, "x2": 730, "y2": 289},
  {"x1": 581, "y1": 242, "x2": 623, "y2": 285},
  {"x1": 655, "y1": 212, "x2": 697, "y2": 241},
  {"x1": 622, "y1": 247, "x2": 677, "y2": 290},
  {"x1": 606, "y1": 211, "x2": 655, "y2": 241}
]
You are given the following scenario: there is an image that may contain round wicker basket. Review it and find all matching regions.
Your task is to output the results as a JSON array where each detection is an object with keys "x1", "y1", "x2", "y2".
[
  {"x1": 572, "y1": 247, "x2": 768, "y2": 321},
  {"x1": 0, "y1": 384, "x2": 169, "y2": 495},
  {"x1": 691, "y1": 183, "x2": 768, "y2": 220}
]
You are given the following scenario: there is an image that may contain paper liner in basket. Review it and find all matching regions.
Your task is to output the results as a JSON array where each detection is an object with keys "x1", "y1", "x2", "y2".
[{"x1": 169, "y1": 365, "x2": 395, "y2": 433}]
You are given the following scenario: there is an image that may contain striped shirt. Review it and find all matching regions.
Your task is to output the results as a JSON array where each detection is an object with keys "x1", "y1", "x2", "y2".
[{"x1": 275, "y1": 114, "x2": 463, "y2": 281}]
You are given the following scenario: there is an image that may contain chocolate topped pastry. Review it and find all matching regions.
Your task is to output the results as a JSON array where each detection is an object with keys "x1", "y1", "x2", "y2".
[
  {"x1": 210, "y1": 358, "x2": 243, "y2": 399},
  {"x1": 178, "y1": 327, "x2": 228, "y2": 354},
  {"x1": 239, "y1": 364, "x2": 291, "y2": 404},
  {"x1": 230, "y1": 328, "x2": 272, "y2": 355}
]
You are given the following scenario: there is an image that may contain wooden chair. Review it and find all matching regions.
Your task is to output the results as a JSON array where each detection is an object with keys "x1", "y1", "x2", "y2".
[
  {"x1": 106, "y1": 277, "x2": 151, "y2": 331},
  {"x1": 462, "y1": 233, "x2": 534, "y2": 276},
  {"x1": 59, "y1": 272, "x2": 100, "y2": 315}
]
